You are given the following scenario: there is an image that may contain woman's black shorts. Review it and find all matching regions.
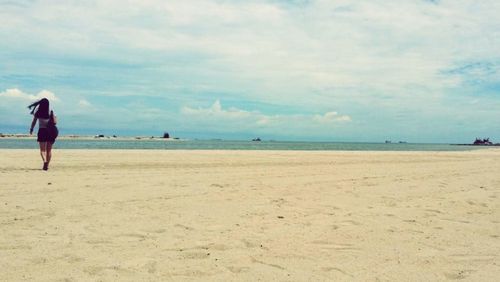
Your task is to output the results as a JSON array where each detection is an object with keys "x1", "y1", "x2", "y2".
[{"x1": 37, "y1": 128, "x2": 57, "y2": 143}]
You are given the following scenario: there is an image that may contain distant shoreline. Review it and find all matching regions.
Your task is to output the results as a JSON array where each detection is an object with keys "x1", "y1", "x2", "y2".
[
  {"x1": 2, "y1": 133, "x2": 499, "y2": 147},
  {"x1": 0, "y1": 134, "x2": 185, "y2": 141},
  {"x1": 452, "y1": 143, "x2": 500, "y2": 147}
]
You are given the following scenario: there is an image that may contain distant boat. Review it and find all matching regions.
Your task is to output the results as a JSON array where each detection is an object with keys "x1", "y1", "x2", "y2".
[
  {"x1": 452, "y1": 138, "x2": 500, "y2": 146},
  {"x1": 398, "y1": 141, "x2": 407, "y2": 144},
  {"x1": 252, "y1": 138, "x2": 262, "y2": 142},
  {"x1": 473, "y1": 138, "x2": 494, "y2": 145},
  {"x1": 385, "y1": 140, "x2": 392, "y2": 144}
]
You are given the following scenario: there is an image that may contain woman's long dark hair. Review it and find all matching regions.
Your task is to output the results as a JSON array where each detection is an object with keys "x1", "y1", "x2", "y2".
[{"x1": 28, "y1": 98, "x2": 50, "y2": 118}]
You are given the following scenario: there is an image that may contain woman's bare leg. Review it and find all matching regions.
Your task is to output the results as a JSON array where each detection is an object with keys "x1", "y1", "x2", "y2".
[
  {"x1": 39, "y1": 142, "x2": 47, "y2": 163},
  {"x1": 46, "y1": 142, "x2": 53, "y2": 164}
]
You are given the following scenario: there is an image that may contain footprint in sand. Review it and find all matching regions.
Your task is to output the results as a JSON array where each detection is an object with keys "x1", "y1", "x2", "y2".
[
  {"x1": 444, "y1": 269, "x2": 473, "y2": 280},
  {"x1": 194, "y1": 243, "x2": 231, "y2": 251},
  {"x1": 424, "y1": 209, "x2": 442, "y2": 214},
  {"x1": 143, "y1": 228, "x2": 166, "y2": 234},
  {"x1": 117, "y1": 233, "x2": 147, "y2": 242},
  {"x1": 403, "y1": 219, "x2": 417, "y2": 223},
  {"x1": 85, "y1": 239, "x2": 112, "y2": 245},
  {"x1": 250, "y1": 257, "x2": 285, "y2": 270},
  {"x1": 41, "y1": 211, "x2": 56, "y2": 218},
  {"x1": 310, "y1": 241, "x2": 360, "y2": 251},
  {"x1": 270, "y1": 198, "x2": 287, "y2": 207},
  {"x1": 145, "y1": 261, "x2": 157, "y2": 274},
  {"x1": 180, "y1": 251, "x2": 211, "y2": 260},
  {"x1": 84, "y1": 265, "x2": 131, "y2": 276},
  {"x1": 321, "y1": 267, "x2": 353, "y2": 277},
  {"x1": 59, "y1": 253, "x2": 84, "y2": 263},
  {"x1": 226, "y1": 266, "x2": 250, "y2": 273},
  {"x1": 341, "y1": 219, "x2": 362, "y2": 226},
  {"x1": 174, "y1": 224, "x2": 195, "y2": 231},
  {"x1": 241, "y1": 239, "x2": 259, "y2": 248},
  {"x1": 466, "y1": 200, "x2": 476, "y2": 206}
]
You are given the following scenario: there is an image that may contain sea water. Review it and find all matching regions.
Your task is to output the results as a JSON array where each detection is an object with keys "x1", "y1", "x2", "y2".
[{"x1": 0, "y1": 138, "x2": 479, "y2": 151}]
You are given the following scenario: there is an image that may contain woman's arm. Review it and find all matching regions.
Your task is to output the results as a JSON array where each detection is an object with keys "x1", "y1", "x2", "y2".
[{"x1": 29, "y1": 116, "x2": 37, "y2": 135}]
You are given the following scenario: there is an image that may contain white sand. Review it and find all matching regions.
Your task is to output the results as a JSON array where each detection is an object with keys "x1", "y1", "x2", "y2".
[{"x1": 1, "y1": 149, "x2": 499, "y2": 281}]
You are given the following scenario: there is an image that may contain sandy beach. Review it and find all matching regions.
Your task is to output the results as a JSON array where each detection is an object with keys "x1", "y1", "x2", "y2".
[{"x1": 1, "y1": 149, "x2": 499, "y2": 281}]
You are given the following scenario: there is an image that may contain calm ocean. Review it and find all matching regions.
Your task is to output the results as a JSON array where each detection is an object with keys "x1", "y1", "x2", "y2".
[{"x1": 0, "y1": 138, "x2": 478, "y2": 151}]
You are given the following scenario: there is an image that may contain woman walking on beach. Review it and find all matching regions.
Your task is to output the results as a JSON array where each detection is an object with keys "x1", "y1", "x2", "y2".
[{"x1": 28, "y1": 98, "x2": 58, "y2": 170}]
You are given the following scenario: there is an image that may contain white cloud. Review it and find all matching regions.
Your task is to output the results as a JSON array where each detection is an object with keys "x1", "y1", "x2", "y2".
[
  {"x1": 78, "y1": 99, "x2": 91, "y2": 107},
  {"x1": 181, "y1": 100, "x2": 256, "y2": 119},
  {"x1": 0, "y1": 88, "x2": 59, "y2": 102},
  {"x1": 0, "y1": 88, "x2": 26, "y2": 99},
  {"x1": 181, "y1": 100, "x2": 351, "y2": 127},
  {"x1": 314, "y1": 112, "x2": 352, "y2": 123}
]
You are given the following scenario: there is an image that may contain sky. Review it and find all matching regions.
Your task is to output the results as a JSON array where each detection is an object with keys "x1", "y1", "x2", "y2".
[{"x1": 1, "y1": 0, "x2": 499, "y2": 142}]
